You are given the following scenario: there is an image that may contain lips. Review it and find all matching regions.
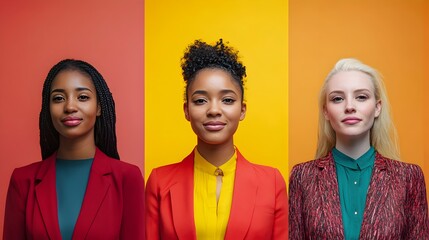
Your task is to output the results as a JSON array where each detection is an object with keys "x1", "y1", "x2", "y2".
[
  {"x1": 61, "y1": 116, "x2": 83, "y2": 127},
  {"x1": 341, "y1": 117, "x2": 361, "y2": 125},
  {"x1": 203, "y1": 121, "x2": 226, "y2": 131}
]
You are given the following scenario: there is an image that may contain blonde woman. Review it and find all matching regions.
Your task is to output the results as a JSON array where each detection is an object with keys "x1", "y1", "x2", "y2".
[{"x1": 289, "y1": 58, "x2": 429, "y2": 239}]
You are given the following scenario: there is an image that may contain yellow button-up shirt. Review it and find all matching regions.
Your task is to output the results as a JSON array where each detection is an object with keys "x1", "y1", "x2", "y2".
[{"x1": 194, "y1": 149, "x2": 237, "y2": 240}]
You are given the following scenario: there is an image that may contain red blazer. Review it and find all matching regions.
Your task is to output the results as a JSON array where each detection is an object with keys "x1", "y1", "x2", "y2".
[
  {"x1": 3, "y1": 148, "x2": 145, "y2": 240},
  {"x1": 289, "y1": 152, "x2": 429, "y2": 240},
  {"x1": 145, "y1": 149, "x2": 288, "y2": 240}
]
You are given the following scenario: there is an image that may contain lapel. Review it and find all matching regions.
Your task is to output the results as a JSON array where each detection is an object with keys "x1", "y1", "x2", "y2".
[
  {"x1": 225, "y1": 150, "x2": 258, "y2": 240},
  {"x1": 315, "y1": 153, "x2": 344, "y2": 238},
  {"x1": 360, "y1": 153, "x2": 389, "y2": 236},
  {"x1": 35, "y1": 153, "x2": 62, "y2": 240},
  {"x1": 170, "y1": 152, "x2": 197, "y2": 240},
  {"x1": 72, "y1": 148, "x2": 113, "y2": 239}
]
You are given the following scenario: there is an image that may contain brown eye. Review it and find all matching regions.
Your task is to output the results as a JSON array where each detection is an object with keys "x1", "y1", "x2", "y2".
[
  {"x1": 52, "y1": 95, "x2": 64, "y2": 102},
  {"x1": 78, "y1": 95, "x2": 90, "y2": 101},
  {"x1": 193, "y1": 99, "x2": 206, "y2": 105},
  {"x1": 222, "y1": 98, "x2": 236, "y2": 104}
]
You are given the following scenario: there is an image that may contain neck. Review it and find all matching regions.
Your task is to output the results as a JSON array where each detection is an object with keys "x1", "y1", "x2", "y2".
[
  {"x1": 196, "y1": 139, "x2": 235, "y2": 167},
  {"x1": 335, "y1": 132, "x2": 371, "y2": 159},
  {"x1": 57, "y1": 134, "x2": 97, "y2": 160}
]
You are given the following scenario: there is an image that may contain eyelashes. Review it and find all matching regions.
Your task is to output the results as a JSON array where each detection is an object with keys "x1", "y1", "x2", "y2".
[
  {"x1": 51, "y1": 94, "x2": 91, "y2": 103},
  {"x1": 329, "y1": 94, "x2": 369, "y2": 103},
  {"x1": 191, "y1": 97, "x2": 237, "y2": 105}
]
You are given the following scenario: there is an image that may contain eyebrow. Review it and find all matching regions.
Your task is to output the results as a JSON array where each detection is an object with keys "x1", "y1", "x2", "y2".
[
  {"x1": 191, "y1": 89, "x2": 238, "y2": 96},
  {"x1": 51, "y1": 87, "x2": 94, "y2": 94},
  {"x1": 328, "y1": 88, "x2": 371, "y2": 95}
]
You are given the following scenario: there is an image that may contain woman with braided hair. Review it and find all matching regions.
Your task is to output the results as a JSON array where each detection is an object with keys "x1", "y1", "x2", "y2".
[
  {"x1": 3, "y1": 59, "x2": 145, "y2": 240},
  {"x1": 145, "y1": 39, "x2": 288, "y2": 240}
]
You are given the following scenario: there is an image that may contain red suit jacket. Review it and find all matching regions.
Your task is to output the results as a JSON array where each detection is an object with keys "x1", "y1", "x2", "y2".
[
  {"x1": 145, "y1": 149, "x2": 288, "y2": 240},
  {"x1": 289, "y1": 152, "x2": 429, "y2": 240},
  {"x1": 3, "y1": 148, "x2": 145, "y2": 240}
]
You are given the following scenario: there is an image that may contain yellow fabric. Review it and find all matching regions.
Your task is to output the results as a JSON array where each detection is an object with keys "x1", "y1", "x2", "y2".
[{"x1": 194, "y1": 148, "x2": 237, "y2": 240}]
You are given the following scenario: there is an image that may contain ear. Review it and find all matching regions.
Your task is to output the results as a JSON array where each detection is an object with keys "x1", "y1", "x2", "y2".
[
  {"x1": 183, "y1": 102, "x2": 190, "y2": 121},
  {"x1": 240, "y1": 102, "x2": 247, "y2": 121},
  {"x1": 323, "y1": 105, "x2": 330, "y2": 120},
  {"x1": 97, "y1": 103, "x2": 101, "y2": 116},
  {"x1": 374, "y1": 99, "x2": 382, "y2": 118}
]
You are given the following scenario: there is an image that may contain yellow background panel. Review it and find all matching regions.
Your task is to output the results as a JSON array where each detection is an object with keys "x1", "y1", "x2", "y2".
[
  {"x1": 289, "y1": 0, "x2": 429, "y2": 194},
  {"x1": 145, "y1": 1, "x2": 289, "y2": 181}
]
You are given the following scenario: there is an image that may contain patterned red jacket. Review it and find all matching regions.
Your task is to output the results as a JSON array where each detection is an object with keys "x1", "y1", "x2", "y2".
[{"x1": 289, "y1": 152, "x2": 429, "y2": 239}]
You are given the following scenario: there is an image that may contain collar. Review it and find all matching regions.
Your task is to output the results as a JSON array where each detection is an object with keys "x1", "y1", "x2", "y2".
[
  {"x1": 332, "y1": 147, "x2": 375, "y2": 170},
  {"x1": 194, "y1": 148, "x2": 237, "y2": 176},
  {"x1": 316, "y1": 151, "x2": 387, "y2": 171}
]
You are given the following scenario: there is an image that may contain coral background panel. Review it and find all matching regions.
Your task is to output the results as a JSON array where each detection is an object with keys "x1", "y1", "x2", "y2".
[
  {"x1": 0, "y1": 0, "x2": 144, "y2": 234},
  {"x1": 145, "y1": 0, "x2": 289, "y2": 181},
  {"x1": 289, "y1": 0, "x2": 429, "y2": 196}
]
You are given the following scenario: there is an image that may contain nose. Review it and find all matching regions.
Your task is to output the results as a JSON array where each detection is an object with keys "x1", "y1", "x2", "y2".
[
  {"x1": 345, "y1": 99, "x2": 356, "y2": 114},
  {"x1": 207, "y1": 101, "x2": 222, "y2": 117},
  {"x1": 64, "y1": 98, "x2": 78, "y2": 113}
]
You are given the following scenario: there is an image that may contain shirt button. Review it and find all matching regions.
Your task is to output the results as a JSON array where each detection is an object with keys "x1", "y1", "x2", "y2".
[
  {"x1": 354, "y1": 211, "x2": 358, "y2": 215},
  {"x1": 354, "y1": 181, "x2": 357, "y2": 185}
]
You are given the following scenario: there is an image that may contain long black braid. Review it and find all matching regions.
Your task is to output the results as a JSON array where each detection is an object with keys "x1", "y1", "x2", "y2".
[{"x1": 39, "y1": 59, "x2": 120, "y2": 160}]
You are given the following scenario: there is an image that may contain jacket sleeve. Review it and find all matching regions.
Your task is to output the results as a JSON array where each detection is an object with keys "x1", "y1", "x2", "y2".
[
  {"x1": 3, "y1": 169, "x2": 27, "y2": 240},
  {"x1": 145, "y1": 169, "x2": 160, "y2": 240},
  {"x1": 289, "y1": 165, "x2": 304, "y2": 240},
  {"x1": 405, "y1": 164, "x2": 429, "y2": 239},
  {"x1": 120, "y1": 165, "x2": 145, "y2": 240},
  {"x1": 273, "y1": 169, "x2": 288, "y2": 239}
]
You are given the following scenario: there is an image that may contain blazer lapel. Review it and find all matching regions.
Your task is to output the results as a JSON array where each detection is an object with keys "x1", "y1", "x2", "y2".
[
  {"x1": 360, "y1": 153, "x2": 389, "y2": 237},
  {"x1": 315, "y1": 154, "x2": 345, "y2": 238},
  {"x1": 72, "y1": 148, "x2": 112, "y2": 239},
  {"x1": 225, "y1": 150, "x2": 258, "y2": 240},
  {"x1": 170, "y1": 152, "x2": 197, "y2": 240},
  {"x1": 35, "y1": 153, "x2": 63, "y2": 240}
]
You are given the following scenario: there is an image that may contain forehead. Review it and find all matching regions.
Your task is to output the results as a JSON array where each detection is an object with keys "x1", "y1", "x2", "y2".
[
  {"x1": 327, "y1": 70, "x2": 375, "y2": 92},
  {"x1": 189, "y1": 68, "x2": 242, "y2": 92},
  {"x1": 51, "y1": 70, "x2": 95, "y2": 90}
]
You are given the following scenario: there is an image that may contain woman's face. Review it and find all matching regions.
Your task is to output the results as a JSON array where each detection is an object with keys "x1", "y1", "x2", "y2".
[
  {"x1": 323, "y1": 70, "x2": 381, "y2": 142},
  {"x1": 50, "y1": 70, "x2": 100, "y2": 142},
  {"x1": 184, "y1": 68, "x2": 246, "y2": 146}
]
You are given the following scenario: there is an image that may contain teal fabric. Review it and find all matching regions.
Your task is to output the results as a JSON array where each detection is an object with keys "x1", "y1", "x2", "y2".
[
  {"x1": 56, "y1": 158, "x2": 93, "y2": 240},
  {"x1": 333, "y1": 147, "x2": 375, "y2": 240}
]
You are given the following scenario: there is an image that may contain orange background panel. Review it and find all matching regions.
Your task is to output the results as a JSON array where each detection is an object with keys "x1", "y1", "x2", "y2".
[
  {"x1": 289, "y1": 1, "x2": 428, "y2": 195},
  {"x1": 0, "y1": 1, "x2": 144, "y2": 233}
]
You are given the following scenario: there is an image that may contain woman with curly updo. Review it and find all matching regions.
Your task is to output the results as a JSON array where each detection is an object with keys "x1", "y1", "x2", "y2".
[{"x1": 145, "y1": 39, "x2": 288, "y2": 240}]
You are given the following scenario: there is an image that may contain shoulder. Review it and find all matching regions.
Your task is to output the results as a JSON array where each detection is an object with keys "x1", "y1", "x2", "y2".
[
  {"x1": 240, "y1": 159, "x2": 281, "y2": 177},
  {"x1": 109, "y1": 158, "x2": 141, "y2": 173},
  {"x1": 148, "y1": 160, "x2": 189, "y2": 186},
  {"x1": 237, "y1": 154, "x2": 285, "y2": 186},
  {"x1": 379, "y1": 154, "x2": 425, "y2": 179},
  {"x1": 290, "y1": 157, "x2": 327, "y2": 177},
  {"x1": 104, "y1": 158, "x2": 144, "y2": 184},
  {"x1": 10, "y1": 160, "x2": 45, "y2": 181}
]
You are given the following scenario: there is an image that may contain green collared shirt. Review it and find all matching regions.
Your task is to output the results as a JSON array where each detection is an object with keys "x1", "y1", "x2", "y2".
[{"x1": 333, "y1": 147, "x2": 375, "y2": 240}]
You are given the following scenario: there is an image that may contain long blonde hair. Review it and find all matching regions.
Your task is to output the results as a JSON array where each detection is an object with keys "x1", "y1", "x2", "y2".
[{"x1": 315, "y1": 58, "x2": 400, "y2": 160}]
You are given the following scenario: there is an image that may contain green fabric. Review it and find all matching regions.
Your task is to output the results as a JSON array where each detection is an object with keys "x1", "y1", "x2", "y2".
[
  {"x1": 333, "y1": 147, "x2": 375, "y2": 240},
  {"x1": 56, "y1": 158, "x2": 93, "y2": 240}
]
